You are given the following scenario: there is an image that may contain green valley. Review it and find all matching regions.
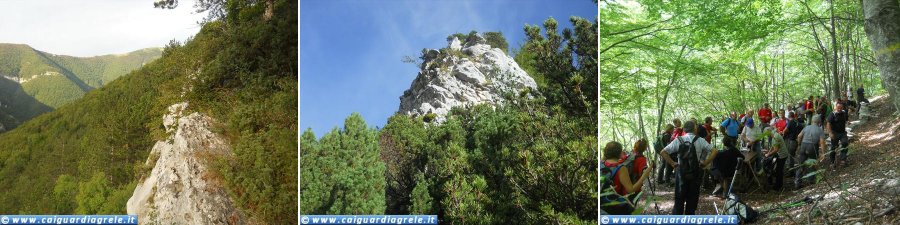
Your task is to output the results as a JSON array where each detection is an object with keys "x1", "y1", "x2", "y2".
[
  {"x1": 0, "y1": 0, "x2": 296, "y2": 224},
  {"x1": 0, "y1": 44, "x2": 161, "y2": 131}
]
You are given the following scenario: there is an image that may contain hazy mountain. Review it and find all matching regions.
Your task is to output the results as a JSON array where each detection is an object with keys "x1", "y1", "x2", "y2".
[{"x1": 0, "y1": 43, "x2": 161, "y2": 131}]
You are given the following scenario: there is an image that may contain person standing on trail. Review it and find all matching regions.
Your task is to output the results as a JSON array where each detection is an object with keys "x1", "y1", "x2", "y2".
[
  {"x1": 826, "y1": 102, "x2": 850, "y2": 168},
  {"x1": 857, "y1": 84, "x2": 869, "y2": 104},
  {"x1": 660, "y1": 120, "x2": 718, "y2": 215},
  {"x1": 655, "y1": 124, "x2": 676, "y2": 184},
  {"x1": 795, "y1": 115, "x2": 827, "y2": 189},
  {"x1": 702, "y1": 117, "x2": 717, "y2": 143},
  {"x1": 741, "y1": 118, "x2": 764, "y2": 174},
  {"x1": 782, "y1": 111, "x2": 803, "y2": 173},
  {"x1": 763, "y1": 127, "x2": 788, "y2": 191},
  {"x1": 720, "y1": 112, "x2": 740, "y2": 149},
  {"x1": 672, "y1": 118, "x2": 685, "y2": 140},
  {"x1": 805, "y1": 96, "x2": 815, "y2": 125},
  {"x1": 711, "y1": 137, "x2": 741, "y2": 198},
  {"x1": 772, "y1": 111, "x2": 787, "y2": 133},
  {"x1": 759, "y1": 103, "x2": 773, "y2": 129},
  {"x1": 602, "y1": 141, "x2": 653, "y2": 214}
]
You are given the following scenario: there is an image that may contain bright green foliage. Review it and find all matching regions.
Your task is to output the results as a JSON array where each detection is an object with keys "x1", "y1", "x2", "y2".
[
  {"x1": 0, "y1": 43, "x2": 159, "y2": 131},
  {"x1": 408, "y1": 172, "x2": 433, "y2": 215},
  {"x1": 519, "y1": 16, "x2": 598, "y2": 120},
  {"x1": 300, "y1": 113, "x2": 386, "y2": 215},
  {"x1": 52, "y1": 175, "x2": 78, "y2": 213},
  {"x1": 600, "y1": 0, "x2": 882, "y2": 142},
  {"x1": 178, "y1": 1, "x2": 298, "y2": 223},
  {"x1": 442, "y1": 174, "x2": 492, "y2": 224},
  {"x1": 21, "y1": 75, "x2": 85, "y2": 108},
  {"x1": 73, "y1": 172, "x2": 134, "y2": 214},
  {"x1": 371, "y1": 92, "x2": 598, "y2": 224},
  {"x1": 483, "y1": 32, "x2": 509, "y2": 53},
  {"x1": 0, "y1": 43, "x2": 161, "y2": 109},
  {"x1": 0, "y1": 34, "x2": 190, "y2": 213},
  {"x1": 0, "y1": 1, "x2": 297, "y2": 223}
]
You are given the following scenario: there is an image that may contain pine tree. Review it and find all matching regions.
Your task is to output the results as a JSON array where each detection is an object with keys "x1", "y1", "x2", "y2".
[{"x1": 408, "y1": 172, "x2": 433, "y2": 215}]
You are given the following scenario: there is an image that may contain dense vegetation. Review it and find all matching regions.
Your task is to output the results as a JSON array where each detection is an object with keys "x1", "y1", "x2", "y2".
[
  {"x1": 301, "y1": 13, "x2": 598, "y2": 224},
  {"x1": 0, "y1": 44, "x2": 160, "y2": 130},
  {"x1": 0, "y1": 0, "x2": 297, "y2": 224},
  {"x1": 600, "y1": 0, "x2": 886, "y2": 143}
]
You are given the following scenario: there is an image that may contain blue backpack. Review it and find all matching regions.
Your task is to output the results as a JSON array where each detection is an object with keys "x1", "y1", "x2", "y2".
[{"x1": 600, "y1": 163, "x2": 633, "y2": 214}]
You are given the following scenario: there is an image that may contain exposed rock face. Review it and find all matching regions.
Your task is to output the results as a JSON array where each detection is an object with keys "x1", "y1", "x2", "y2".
[
  {"x1": 398, "y1": 35, "x2": 537, "y2": 122},
  {"x1": 127, "y1": 102, "x2": 243, "y2": 225}
]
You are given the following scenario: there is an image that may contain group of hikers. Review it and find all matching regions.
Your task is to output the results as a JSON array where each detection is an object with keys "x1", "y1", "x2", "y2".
[{"x1": 601, "y1": 85, "x2": 871, "y2": 215}]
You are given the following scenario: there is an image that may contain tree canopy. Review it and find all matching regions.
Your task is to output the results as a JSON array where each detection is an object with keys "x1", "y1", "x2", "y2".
[{"x1": 600, "y1": 0, "x2": 884, "y2": 144}]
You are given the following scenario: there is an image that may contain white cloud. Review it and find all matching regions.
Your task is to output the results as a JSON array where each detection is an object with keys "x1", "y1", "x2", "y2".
[{"x1": 0, "y1": 0, "x2": 206, "y2": 57}]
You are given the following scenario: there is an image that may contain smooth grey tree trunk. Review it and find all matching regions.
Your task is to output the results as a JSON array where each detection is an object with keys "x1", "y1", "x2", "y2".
[{"x1": 863, "y1": 0, "x2": 900, "y2": 114}]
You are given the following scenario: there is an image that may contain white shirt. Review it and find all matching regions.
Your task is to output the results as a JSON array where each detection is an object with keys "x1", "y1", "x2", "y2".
[{"x1": 663, "y1": 133, "x2": 713, "y2": 163}]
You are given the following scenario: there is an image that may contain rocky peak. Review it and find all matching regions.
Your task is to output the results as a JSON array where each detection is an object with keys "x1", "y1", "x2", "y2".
[
  {"x1": 127, "y1": 102, "x2": 244, "y2": 224},
  {"x1": 398, "y1": 33, "x2": 537, "y2": 123}
]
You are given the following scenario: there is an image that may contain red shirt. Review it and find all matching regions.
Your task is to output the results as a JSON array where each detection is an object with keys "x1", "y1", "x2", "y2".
[
  {"x1": 805, "y1": 101, "x2": 813, "y2": 110},
  {"x1": 774, "y1": 118, "x2": 787, "y2": 132},
  {"x1": 603, "y1": 161, "x2": 627, "y2": 195},
  {"x1": 702, "y1": 124, "x2": 715, "y2": 142},
  {"x1": 672, "y1": 128, "x2": 685, "y2": 140},
  {"x1": 758, "y1": 108, "x2": 773, "y2": 124},
  {"x1": 630, "y1": 152, "x2": 648, "y2": 178}
]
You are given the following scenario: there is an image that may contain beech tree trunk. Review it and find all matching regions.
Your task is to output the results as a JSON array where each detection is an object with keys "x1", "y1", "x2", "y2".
[{"x1": 863, "y1": 0, "x2": 900, "y2": 113}]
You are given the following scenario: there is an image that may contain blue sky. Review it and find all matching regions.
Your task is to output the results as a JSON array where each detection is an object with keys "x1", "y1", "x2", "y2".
[{"x1": 300, "y1": 0, "x2": 597, "y2": 137}]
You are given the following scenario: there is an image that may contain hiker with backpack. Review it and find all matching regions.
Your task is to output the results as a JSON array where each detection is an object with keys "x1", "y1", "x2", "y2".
[
  {"x1": 601, "y1": 141, "x2": 654, "y2": 214},
  {"x1": 659, "y1": 120, "x2": 718, "y2": 215},
  {"x1": 857, "y1": 84, "x2": 869, "y2": 104},
  {"x1": 626, "y1": 139, "x2": 651, "y2": 189},
  {"x1": 795, "y1": 115, "x2": 827, "y2": 189},
  {"x1": 720, "y1": 112, "x2": 740, "y2": 149},
  {"x1": 763, "y1": 127, "x2": 788, "y2": 191},
  {"x1": 656, "y1": 124, "x2": 676, "y2": 184},
  {"x1": 826, "y1": 102, "x2": 850, "y2": 169}
]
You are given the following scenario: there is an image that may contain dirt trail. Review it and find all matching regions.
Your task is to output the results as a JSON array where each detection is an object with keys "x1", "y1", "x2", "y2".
[{"x1": 639, "y1": 95, "x2": 900, "y2": 224}]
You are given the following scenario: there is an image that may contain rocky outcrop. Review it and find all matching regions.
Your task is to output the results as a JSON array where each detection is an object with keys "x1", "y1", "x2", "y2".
[
  {"x1": 126, "y1": 102, "x2": 243, "y2": 225},
  {"x1": 398, "y1": 34, "x2": 537, "y2": 122}
]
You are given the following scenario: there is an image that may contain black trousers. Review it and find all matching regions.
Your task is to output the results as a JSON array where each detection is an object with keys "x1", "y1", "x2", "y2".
[
  {"x1": 767, "y1": 157, "x2": 786, "y2": 191},
  {"x1": 673, "y1": 172, "x2": 701, "y2": 215},
  {"x1": 795, "y1": 143, "x2": 819, "y2": 186},
  {"x1": 657, "y1": 157, "x2": 674, "y2": 183},
  {"x1": 829, "y1": 132, "x2": 849, "y2": 163}
]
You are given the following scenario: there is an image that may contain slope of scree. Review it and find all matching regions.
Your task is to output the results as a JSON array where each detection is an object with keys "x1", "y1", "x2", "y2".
[{"x1": 398, "y1": 34, "x2": 537, "y2": 123}]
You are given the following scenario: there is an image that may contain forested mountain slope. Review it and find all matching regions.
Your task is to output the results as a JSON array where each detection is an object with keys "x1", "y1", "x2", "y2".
[
  {"x1": 0, "y1": 44, "x2": 161, "y2": 131},
  {"x1": 0, "y1": 1, "x2": 297, "y2": 224}
]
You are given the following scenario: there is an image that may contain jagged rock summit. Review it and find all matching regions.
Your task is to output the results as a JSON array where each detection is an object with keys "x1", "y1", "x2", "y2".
[
  {"x1": 127, "y1": 102, "x2": 244, "y2": 225},
  {"x1": 398, "y1": 34, "x2": 537, "y2": 122}
]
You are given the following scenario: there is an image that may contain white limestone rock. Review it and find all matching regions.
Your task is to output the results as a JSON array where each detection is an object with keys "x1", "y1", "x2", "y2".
[
  {"x1": 398, "y1": 33, "x2": 537, "y2": 122},
  {"x1": 127, "y1": 102, "x2": 244, "y2": 225}
]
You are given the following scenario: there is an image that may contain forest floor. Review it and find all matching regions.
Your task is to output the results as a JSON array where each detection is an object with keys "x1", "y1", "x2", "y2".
[{"x1": 641, "y1": 95, "x2": 900, "y2": 224}]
